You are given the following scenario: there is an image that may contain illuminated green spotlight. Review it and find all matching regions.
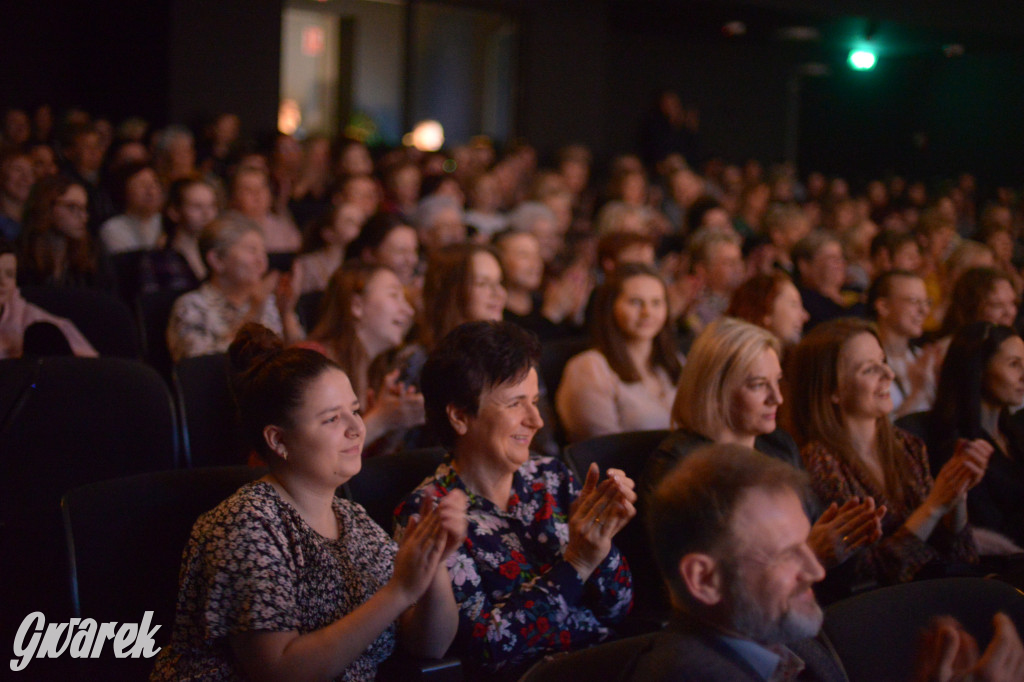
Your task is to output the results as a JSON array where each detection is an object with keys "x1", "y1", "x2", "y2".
[{"x1": 848, "y1": 49, "x2": 877, "y2": 70}]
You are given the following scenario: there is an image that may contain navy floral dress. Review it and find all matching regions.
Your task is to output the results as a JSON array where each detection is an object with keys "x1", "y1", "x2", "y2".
[{"x1": 394, "y1": 456, "x2": 633, "y2": 679}]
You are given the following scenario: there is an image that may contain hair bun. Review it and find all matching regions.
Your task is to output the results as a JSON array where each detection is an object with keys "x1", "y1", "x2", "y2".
[{"x1": 229, "y1": 323, "x2": 284, "y2": 376}]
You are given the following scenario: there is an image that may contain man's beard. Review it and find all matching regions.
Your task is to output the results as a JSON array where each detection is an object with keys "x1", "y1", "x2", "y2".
[{"x1": 721, "y1": 562, "x2": 824, "y2": 645}]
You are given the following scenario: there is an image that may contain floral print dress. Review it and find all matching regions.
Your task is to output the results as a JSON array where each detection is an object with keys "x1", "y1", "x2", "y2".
[
  {"x1": 394, "y1": 456, "x2": 633, "y2": 679},
  {"x1": 151, "y1": 481, "x2": 397, "y2": 682}
]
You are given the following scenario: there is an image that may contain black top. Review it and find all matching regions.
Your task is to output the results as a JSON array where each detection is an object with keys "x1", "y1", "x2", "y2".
[{"x1": 641, "y1": 427, "x2": 803, "y2": 499}]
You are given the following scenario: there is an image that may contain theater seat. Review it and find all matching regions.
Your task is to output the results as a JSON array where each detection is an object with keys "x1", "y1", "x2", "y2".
[
  {"x1": 61, "y1": 466, "x2": 264, "y2": 678},
  {"x1": 343, "y1": 447, "x2": 447, "y2": 534},
  {"x1": 823, "y1": 577, "x2": 1024, "y2": 682},
  {"x1": 564, "y1": 429, "x2": 671, "y2": 624}
]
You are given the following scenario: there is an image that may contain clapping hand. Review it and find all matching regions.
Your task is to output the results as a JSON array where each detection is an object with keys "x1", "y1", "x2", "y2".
[
  {"x1": 366, "y1": 370, "x2": 426, "y2": 431},
  {"x1": 392, "y1": 490, "x2": 468, "y2": 605},
  {"x1": 930, "y1": 439, "x2": 992, "y2": 511},
  {"x1": 564, "y1": 463, "x2": 637, "y2": 581},
  {"x1": 915, "y1": 613, "x2": 1024, "y2": 682},
  {"x1": 807, "y1": 496, "x2": 887, "y2": 568}
]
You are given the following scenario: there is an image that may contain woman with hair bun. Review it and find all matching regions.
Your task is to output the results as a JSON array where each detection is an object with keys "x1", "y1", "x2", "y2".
[{"x1": 152, "y1": 323, "x2": 466, "y2": 681}]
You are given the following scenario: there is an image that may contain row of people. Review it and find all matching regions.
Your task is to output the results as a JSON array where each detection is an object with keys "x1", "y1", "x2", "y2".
[{"x1": 155, "y1": 318, "x2": 1024, "y2": 681}]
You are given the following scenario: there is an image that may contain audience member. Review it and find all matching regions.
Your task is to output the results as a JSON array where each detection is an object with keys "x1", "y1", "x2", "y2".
[
  {"x1": 685, "y1": 229, "x2": 744, "y2": 334},
  {"x1": 494, "y1": 228, "x2": 587, "y2": 342},
  {"x1": 0, "y1": 149, "x2": 33, "y2": 241},
  {"x1": 19, "y1": 174, "x2": 113, "y2": 291},
  {"x1": 226, "y1": 166, "x2": 302, "y2": 254},
  {"x1": 931, "y1": 321, "x2": 1024, "y2": 550},
  {"x1": 346, "y1": 212, "x2": 420, "y2": 287},
  {"x1": 138, "y1": 175, "x2": 218, "y2": 294},
  {"x1": 152, "y1": 322, "x2": 466, "y2": 681},
  {"x1": 726, "y1": 271, "x2": 809, "y2": 348},
  {"x1": 793, "y1": 231, "x2": 866, "y2": 331},
  {"x1": 868, "y1": 270, "x2": 938, "y2": 417},
  {"x1": 764, "y1": 204, "x2": 811, "y2": 276},
  {"x1": 635, "y1": 443, "x2": 1024, "y2": 682},
  {"x1": 304, "y1": 264, "x2": 422, "y2": 450},
  {"x1": 557, "y1": 263, "x2": 682, "y2": 442},
  {"x1": 417, "y1": 243, "x2": 506, "y2": 353},
  {"x1": 396, "y1": 320, "x2": 634, "y2": 680},
  {"x1": 293, "y1": 201, "x2": 365, "y2": 294},
  {"x1": 0, "y1": 239, "x2": 96, "y2": 358},
  {"x1": 414, "y1": 195, "x2": 466, "y2": 258},
  {"x1": 167, "y1": 215, "x2": 302, "y2": 361},
  {"x1": 152, "y1": 125, "x2": 198, "y2": 187},
  {"x1": 644, "y1": 318, "x2": 883, "y2": 571},
  {"x1": 463, "y1": 172, "x2": 507, "y2": 237},
  {"x1": 870, "y1": 229, "x2": 922, "y2": 277},
  {"x1": 789, "y1": 318, "x2": 990, "y2": 588},
  {"x1": 99, "y1": 161, "x2": 165, "y2": 254}
]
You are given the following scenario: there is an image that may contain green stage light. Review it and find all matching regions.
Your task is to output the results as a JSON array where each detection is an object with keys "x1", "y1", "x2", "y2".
[{"x1": 848, "y1": 49, "x2": 877, "y2": 70}]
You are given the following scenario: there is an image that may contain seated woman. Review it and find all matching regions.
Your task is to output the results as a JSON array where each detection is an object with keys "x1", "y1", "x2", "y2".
[
  {"x1": 98, "y1": 161, "x2": 165, "y2": 254},
  {"x1": 556, "y1": 263, "x2": 682, "y2": 443},
  {"x1": 642, "y1": 317, "x2": 883, "y2": 571},
  {"x1": 166, "y1": 215, "x2": 303, "y2": 361},
  {"x1": 403, "y1": 242, "x2": 508, "y2": 381},
  {"x1": 789, "y1": 318, "x2": 991, "y2": 587},
  {"x1": 346, "y1": 212, "x2": 420, "y2": 288},
  {"x1": 726, "y1": 270, "x2": 809, "y2": 349},
  {"x1": 152, "y1": 323, "x2": 467, "y2": 681},
  {"x1": 138, "y1": 175, "x2": 218, "y2": 294},
  {"x1": 0, "y1": 239, "x2": 96, "y2": 358},
  {"x1": 493, "y1": 228, "x2": 588, "y2": 343},
  {"x1": 225, "y1": 166, "x2": 302, "y2": 255},
  {"x1": 19, "y1": 175, "x2": 113, "y2": 292},
  {"x1": 930, "y1": 321, "x2": 1024, "y2": 550},
  {"x1": 395, "y1": 321, "x2": 635, "y2": 680},
  {"x1": 304, "y1": 264, "x2": 422, "y2": 453},
  {"x1": 792, "y1": 231, "x2": 866, "y2": 332},
  {"x1": 932, "y1": 267, "x2": 1018, "y2": 363},
  {"x1": 292, "y1": 201, "x2": 366, "y2": 295}
]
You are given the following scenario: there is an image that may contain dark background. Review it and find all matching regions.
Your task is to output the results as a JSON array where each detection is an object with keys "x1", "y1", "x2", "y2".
[{"x1": 3, "y1": 0, "x2": 1023, "y2": 186}]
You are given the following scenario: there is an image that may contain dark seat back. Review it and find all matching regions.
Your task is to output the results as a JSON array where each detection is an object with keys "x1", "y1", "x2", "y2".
[
  {"x1": 344, "y1": 448, "x2": 447, "y2": 533},
  {"x1": 61, "y1": 466, "x2": 264, "y2": 678},
  {"x1": 137, "y1": 288, "x2": 192, "y2": 383},
  {"x1": 20, "y1": 285, "x2": 141, "y2": 358},
  {"x1": 564, "y1": 429, "x2": 671, "y2": 620},
  {"x1": 0, "y1": 356, "x2": 178, "y2": 646},
  {"x1": 519, "y1": 632, "x2": 657, "y2": 682},
  {"x1": 823, "y1": 577, "x2": 1024, "y2": 682},
  {"x1": 173, "y1": 352, "x2": 249, "y2": 468}
]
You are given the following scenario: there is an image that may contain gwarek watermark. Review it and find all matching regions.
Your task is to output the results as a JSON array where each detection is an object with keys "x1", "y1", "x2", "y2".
[{"x1": 9, "y1": 611, "x2": 161, "y2": 672}]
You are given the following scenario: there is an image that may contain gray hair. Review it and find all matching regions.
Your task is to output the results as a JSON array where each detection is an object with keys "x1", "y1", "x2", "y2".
[{"x1": 415, "y1": 195, "x2": 464, "y2": 231}]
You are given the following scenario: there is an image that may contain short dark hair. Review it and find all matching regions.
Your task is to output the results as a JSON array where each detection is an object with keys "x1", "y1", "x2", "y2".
[
  {"x1": 347, "y1": 212, "x2": 412, "y2": 262},
  {"x1": 646, "y1": 443, "x2": 811, "y2": 604},
  {"x1": 870, "y1": 229, "x2": 917, "y2": 260},
  {"x1": 228, "y1": 322, "x2": 341, "y2": 461},
  {"x1": 866, "y1": 269, "x2": 921, "y2": 319},
  {"x1": 421, "y1": 320, "x2": 541, "y2": 449}
]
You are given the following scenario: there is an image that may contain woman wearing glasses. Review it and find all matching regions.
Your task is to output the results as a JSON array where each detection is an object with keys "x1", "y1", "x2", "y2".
[{"x1": 19, "y1": 175, "x2": 113, "y2": 291}]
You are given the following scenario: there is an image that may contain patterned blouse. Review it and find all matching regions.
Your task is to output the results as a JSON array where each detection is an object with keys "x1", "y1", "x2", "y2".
[
  {"x1": 801, "y1": 428, "x2": 976, "y2": 586},
  {"x1": 394, "y1": 456, "x2": 633, "y2": 680},
  {"x1": 151, "y1": 482, "x2": 397, "y2": 682},
  {"x1": 166, "y1": 282, "x2": 284, "y2": 362}
]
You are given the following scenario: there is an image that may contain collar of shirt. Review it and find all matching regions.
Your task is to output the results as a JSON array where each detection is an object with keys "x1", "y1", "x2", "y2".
[{"x1": 718, "y1": 635, "x2": 784, "y2": 681}]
